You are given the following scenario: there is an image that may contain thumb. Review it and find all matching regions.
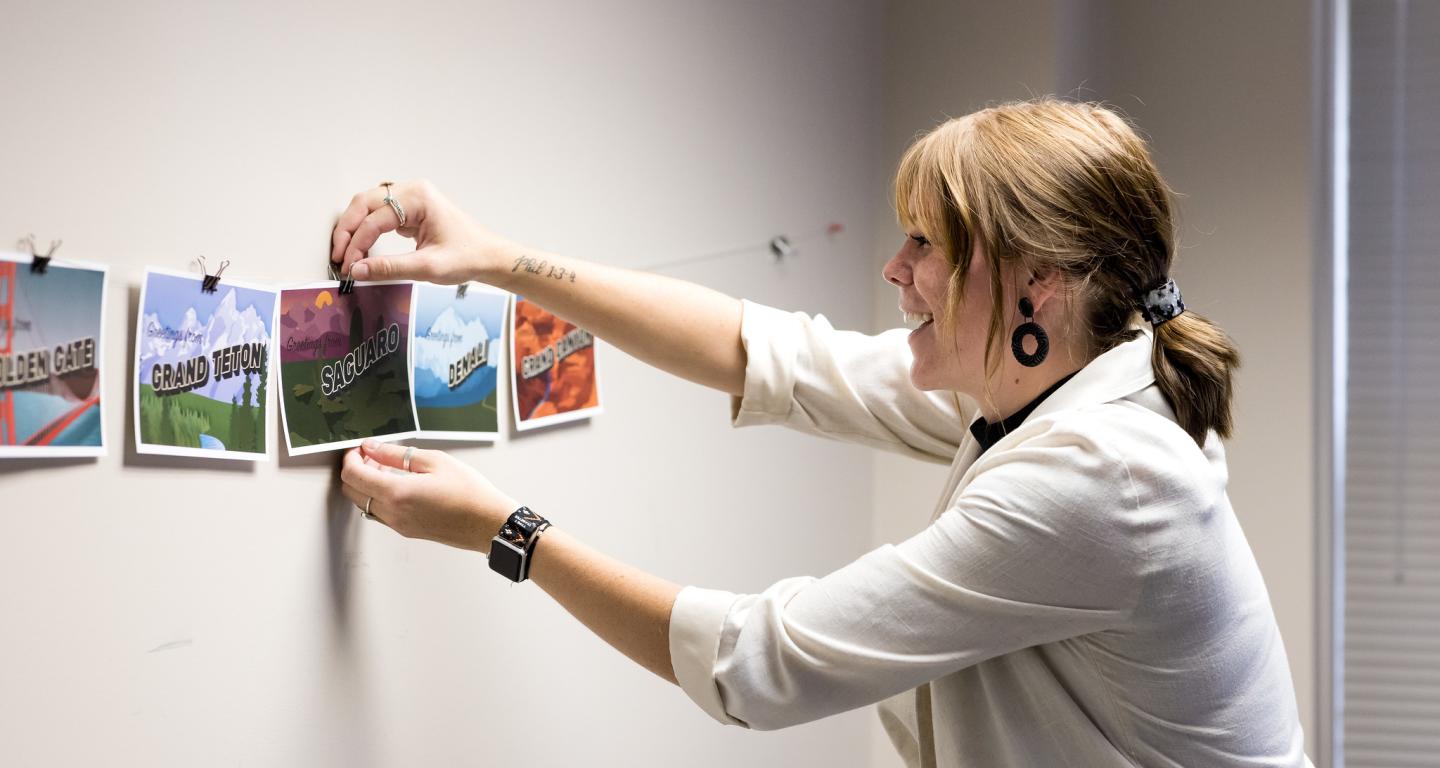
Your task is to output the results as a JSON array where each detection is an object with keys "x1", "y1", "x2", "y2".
[
  {"x1": 350, "y1": 254, "x2": 395, "y2": 281},
  {"x1": 351, "y1": 247, "x2": 447, "y2": 283}
]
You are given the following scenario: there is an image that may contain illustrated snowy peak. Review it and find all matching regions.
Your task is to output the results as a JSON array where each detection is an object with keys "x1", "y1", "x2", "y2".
[
  {"x1": 414, "y1": 309, "x2": 490, "y2": 380},
  {"x1": 140, "y1": 288, "x2": 272, "y2": 405}
]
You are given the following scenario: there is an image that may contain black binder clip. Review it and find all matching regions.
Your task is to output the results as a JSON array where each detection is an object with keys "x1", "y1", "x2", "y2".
[
  {"x1": 768, "y1": 234, "x2": 795, "y2": 262},
  {"x1": 456, "y1": 282, "x2": 469, "y2": 299},
  {"x1": 19, "y1": 234, "x2": 61, "y2": 274},
  {"x1": 198, "y1": 255, "x2": 230, "y2": 294},
  {"x1": 329, "y1": 261, "x2": 355, "y2": 295}
]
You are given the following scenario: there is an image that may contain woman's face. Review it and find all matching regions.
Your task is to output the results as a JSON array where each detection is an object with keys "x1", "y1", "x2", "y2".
[{"x1": 882, "y1": 231, "x2": 1004, "y2": 395}]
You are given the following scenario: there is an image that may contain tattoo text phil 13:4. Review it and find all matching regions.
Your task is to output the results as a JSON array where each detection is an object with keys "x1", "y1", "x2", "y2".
[{"x1": 512, "y1": 254, "x2": 576, "y2": 283}]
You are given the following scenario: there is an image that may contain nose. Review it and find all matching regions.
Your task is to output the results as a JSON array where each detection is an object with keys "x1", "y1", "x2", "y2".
[{"x1": 882, "y1": 247, "x2": 910, "y2": 287}]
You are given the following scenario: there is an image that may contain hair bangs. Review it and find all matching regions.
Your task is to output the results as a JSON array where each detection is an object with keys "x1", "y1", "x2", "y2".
[{"x1": 894, "y1": 132, "x2": 954, "y2": 254}]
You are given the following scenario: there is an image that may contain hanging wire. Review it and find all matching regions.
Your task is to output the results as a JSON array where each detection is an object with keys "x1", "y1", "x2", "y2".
[{"x1": 637, "y1": 222, "x2": 844, "y2": 272}]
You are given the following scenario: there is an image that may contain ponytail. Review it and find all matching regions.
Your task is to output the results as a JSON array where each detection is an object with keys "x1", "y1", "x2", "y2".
[{"x1": 1150, "y1": 311, "x2": 1240, "y2": 446}]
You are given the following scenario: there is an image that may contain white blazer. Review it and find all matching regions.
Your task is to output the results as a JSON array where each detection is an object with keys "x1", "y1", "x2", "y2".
[{"x1": 668, "y1": 300, "x2": 1312, "y2": 767}]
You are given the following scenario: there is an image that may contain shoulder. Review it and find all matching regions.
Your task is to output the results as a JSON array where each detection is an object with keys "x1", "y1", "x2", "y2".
[
  {"x1": 1055, "y1": 398, "x2": 1228, "y2": 512},
  {"x1": 981, "y1": 397, "x2": 1222, "y2": 493},
  {"x1": 955, "y1": 401, "x2": 1227, "y2": 550},
  {"x1": 919, "y1": 409, "x2": 1153, "y2": 606},
  {"x1": 963, "y1": 407, "x2": 1143, "y2": 516}
]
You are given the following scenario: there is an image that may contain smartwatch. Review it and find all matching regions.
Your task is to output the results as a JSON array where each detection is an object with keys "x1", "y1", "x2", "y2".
[{"x1": 488, "y1": 506, "x2": 550, "y2": 583}]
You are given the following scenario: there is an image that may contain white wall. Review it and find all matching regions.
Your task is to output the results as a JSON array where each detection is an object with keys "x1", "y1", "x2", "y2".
[
  {"x1": 871, "y1": 0, "x2": 1318, "y2": 763},
  {"x1": 0, "y1": 1, "x2": 887, "y2": 765}
]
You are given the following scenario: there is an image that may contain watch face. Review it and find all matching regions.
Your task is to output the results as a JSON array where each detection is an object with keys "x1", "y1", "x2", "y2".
[{"x1": 489, "y1": 539, "x2": 525, "y2": 582}]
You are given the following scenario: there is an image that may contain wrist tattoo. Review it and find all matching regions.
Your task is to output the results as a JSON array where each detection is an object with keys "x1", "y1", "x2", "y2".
[{"x1": 511, "y1": 254, "x2": 578, "y2": 283}]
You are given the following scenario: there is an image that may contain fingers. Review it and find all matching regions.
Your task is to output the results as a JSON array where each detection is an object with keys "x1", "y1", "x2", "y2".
[
  {"x1": 339, "y1": 447, "x2": 393, "y2": 499},
  {"x1": 341, "y1": 206, "x2": 404, "y2": 277},
  {"x1": 338, "y1": 482, "x2": 392, "y2": 526},
  {"x1": 360, "y1": 439, "x2": 436, "y2": 473},
  {"x1": 331, "y1": 189, "x2": 384, "y2": 265},
  {"x1": 339, "y1": 450, "x2": 400, "y2": 527},
  {"x1": 331, "y1": 181, "x2": 431, "y2": 275}
]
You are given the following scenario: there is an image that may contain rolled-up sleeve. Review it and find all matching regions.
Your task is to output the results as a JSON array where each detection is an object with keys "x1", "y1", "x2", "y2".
[
  {"x1": 668, "y1": 417, "x2": 1147, "y2": 730},
  {"x1": 669, "y1": 586, "x2": 745, "y2": 725},
  {"x1": 730, "y1": 299, "x2": 970, "y2": 463}
]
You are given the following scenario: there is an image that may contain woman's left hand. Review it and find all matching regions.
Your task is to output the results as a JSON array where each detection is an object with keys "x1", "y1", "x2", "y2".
[{"x1": 339, "y1": 441, "x2": 519, "y2": 552}]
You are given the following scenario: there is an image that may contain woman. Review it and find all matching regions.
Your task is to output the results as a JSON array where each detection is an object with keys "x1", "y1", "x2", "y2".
[{"x1": 332, "y1": 99, "x2": 1311, "y2": 767}]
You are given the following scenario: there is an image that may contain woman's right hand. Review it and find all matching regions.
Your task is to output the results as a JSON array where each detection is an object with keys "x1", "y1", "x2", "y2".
[
  {"x1": 330, "y1": 179, "x2": 517, "y2": 285},
  {"x1": 331, "y1": 178, "x2": 747, "y2": 395}
]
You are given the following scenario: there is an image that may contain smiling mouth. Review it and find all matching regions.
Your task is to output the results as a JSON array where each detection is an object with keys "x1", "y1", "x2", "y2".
[{"x1": 902, "y1": 310, "x2": 934, "y2": 330}]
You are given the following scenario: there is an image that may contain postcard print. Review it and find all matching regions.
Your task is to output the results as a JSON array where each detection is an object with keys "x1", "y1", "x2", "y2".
[
  {"x1": 276, "y1": 281, "x2": 417, "y2": 455},
  {"x1": 510, "y1": 295, "x2": 601, "y2": 432},
  {"x1": 412, "y1": 282, "x2": 507, "y2": 440},
  {"x1": 0, "y1": 252, "x2": 108, "y2": 458},
  {"x1": 134, "y1": 268, "x2": 277, "y2": 460}
]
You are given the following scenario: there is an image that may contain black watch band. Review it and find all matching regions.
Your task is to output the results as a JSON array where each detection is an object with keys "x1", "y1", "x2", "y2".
[{"x1": 488, "y1": 506, "x2": 550, "y2": 583}]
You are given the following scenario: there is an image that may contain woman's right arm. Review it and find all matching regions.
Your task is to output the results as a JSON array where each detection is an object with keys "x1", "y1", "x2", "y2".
[
  {"x1": 331, "y1": 180, "x2": 746, "y2": 396},
  {"x1": 333, "y1": 180, "x2": 969, "y2": 460}
]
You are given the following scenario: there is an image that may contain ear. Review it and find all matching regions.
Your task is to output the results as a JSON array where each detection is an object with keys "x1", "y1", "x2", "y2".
[{"x1": 1022, "y1": 269, "x2": 1063, "y2": 315}]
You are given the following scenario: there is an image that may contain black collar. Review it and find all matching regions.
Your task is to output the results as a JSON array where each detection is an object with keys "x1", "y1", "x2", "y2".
[{"x1": 968, "y1": 372, "x2": 1078, "y2": 455}]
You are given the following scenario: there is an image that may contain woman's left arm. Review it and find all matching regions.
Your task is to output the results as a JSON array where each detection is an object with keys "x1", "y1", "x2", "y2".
[
  {"x1": 340, "y1": 417, "x2": 1152, "y2": 731},
  {"x1": 338, "y1": 441, "x2": 683, "y2": 684}
]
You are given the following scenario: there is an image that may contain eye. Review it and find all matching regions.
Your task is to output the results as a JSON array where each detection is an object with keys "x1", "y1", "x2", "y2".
[{"x1": 909, "y1": 234, "x2": 930, "y2": 247}]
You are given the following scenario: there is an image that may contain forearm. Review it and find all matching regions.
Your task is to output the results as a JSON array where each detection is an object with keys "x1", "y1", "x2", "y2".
[
  {"x1": 526, "y1": 527, "x2": 682, "y2": 685},
  {"x1": 482, "y1": 244, "x2": 745, "y2": 396}
]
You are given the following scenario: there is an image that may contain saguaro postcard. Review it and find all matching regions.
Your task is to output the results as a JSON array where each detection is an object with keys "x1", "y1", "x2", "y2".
[{"x1": 277, "y1": 282, "x2": 417, "y2": 455}]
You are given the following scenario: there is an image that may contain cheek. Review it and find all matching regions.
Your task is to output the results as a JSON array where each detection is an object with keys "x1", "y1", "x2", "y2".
[
  {"x1": 947, "y1": 305, "x2": 1001, "y2": 366},
  {"x1": 959, "y1": 282, "x2": 1001, "y2": 340},
  {"x1": 914, "y1": 256, "x2": 952, "y2": 301}
]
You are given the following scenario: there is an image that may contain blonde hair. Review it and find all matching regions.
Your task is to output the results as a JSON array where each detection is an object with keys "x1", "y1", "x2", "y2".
[{"x1": 895, "y1": 98, "x2": 1239, "y2": 445}]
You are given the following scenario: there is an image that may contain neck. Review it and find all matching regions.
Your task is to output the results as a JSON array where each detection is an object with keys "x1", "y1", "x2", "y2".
[{"x1": 970, "y1": 351, "x2": 1088, "y2": 423}]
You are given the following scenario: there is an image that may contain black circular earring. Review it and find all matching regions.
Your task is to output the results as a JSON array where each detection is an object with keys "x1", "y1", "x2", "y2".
[{"x1": 1011, "y1": 297, "x2": 1049, "y2": 367}]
